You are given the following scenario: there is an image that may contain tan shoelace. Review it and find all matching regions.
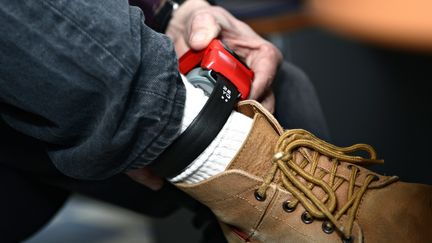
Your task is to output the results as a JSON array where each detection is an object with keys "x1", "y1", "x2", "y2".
[{"x1": 255, "y1": 129, "x2": 384, "y2": 240}]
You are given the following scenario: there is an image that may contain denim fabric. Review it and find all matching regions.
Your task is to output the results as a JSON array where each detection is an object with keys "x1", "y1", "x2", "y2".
[{"x1": 0, "y1": 0, "x2": 186, "y2": 180}]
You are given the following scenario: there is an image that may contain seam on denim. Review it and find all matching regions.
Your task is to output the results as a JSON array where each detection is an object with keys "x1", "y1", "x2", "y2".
[
  {"x1": 133, "y1": 89, "x2": 172, "y2": 102},
  {"x1": 134, "y1": 88, "x2": 185, "y2": 106},
  {"x1": 40, "y1": 0, "x2": 134, "y2": 76}
]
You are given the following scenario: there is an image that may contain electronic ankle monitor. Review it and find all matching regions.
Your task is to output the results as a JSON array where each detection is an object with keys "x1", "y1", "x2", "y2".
[{"x1": 152, "y1": 39, "x2": 254, "y2": 178}]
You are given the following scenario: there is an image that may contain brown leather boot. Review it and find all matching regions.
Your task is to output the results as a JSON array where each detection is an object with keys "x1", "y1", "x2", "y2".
[{"x1": 175, "y1": 100, "x2": 432, "y2": 243}]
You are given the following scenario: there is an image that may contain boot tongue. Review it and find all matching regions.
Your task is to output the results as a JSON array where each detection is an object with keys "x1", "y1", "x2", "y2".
[{"x1": 226, "y1": 112, "x2": 280, "y2": 178}]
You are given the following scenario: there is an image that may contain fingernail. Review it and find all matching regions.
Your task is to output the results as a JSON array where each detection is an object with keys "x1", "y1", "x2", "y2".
[{"x1": 191, "y1": 32, "x2": 206, "y2": 43}]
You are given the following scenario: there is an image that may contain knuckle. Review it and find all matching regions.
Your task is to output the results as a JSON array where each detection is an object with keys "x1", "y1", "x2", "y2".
[
  {"x1": 212, "y1": 6, "x2": 226, "y2": 13},
  {"x1": 261, "y1": 43, "x2": 282, "y2": 60},
  {"x1": 260, "y1": 43, "x2": 273, "y2": 52},
  {"x1": 193, "y1": 9, "x2": 214, "y2": 21},
  {"x1": 191, "y1": 12, "x2": 217, "y2": 28}
]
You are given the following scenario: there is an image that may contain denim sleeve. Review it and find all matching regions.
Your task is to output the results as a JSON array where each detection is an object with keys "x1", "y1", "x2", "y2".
[{"x1": 0, "y1": 0, "x2": 185, "y2": 180}]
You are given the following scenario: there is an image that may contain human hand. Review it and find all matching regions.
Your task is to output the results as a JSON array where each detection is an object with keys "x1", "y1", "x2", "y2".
[
  {"x1": 125, "y1": 167, "x2": 164, "y2": 191},
  {"x1": 166, "y1": 0, "x2": 283, "y2": 112}
]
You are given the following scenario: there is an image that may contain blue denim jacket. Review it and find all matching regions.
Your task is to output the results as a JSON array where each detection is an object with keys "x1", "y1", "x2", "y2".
[{"x1": 0, "y1": 0, "x2": 185, "y2": 179}]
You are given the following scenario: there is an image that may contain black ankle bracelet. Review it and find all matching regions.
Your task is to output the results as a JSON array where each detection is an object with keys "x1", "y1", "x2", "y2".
[{"x1": 151, "y1": 72, "x2": 239, "y2": 178}]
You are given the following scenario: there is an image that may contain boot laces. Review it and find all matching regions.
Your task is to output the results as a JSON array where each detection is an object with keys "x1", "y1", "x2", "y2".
[{"x1": 255, "y1": 129, "x2": 383, "y2": 239}]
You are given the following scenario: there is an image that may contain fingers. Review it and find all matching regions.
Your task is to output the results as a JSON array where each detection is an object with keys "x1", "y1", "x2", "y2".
[
  {"x1": 125, "y1": 167, "x2": 164, "y2": 191},
  {"x1": 171, "y1": 3, "x2": 282, "y2": 112},
  {"x1": 248, "y1": 43, "x2": 282, "y2": 100},
  {"x1": 188, "y1": 12, "x2": 221, "y2": 50},
  {"x1": 172, "y1": 37, "x2": 189, "y2": 57},
  {"x1": 260, "y1": 91, "x2": 276, "y2": 113}
]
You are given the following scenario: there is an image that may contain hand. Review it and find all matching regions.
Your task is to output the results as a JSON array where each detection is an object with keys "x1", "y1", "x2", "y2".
[
  {"x1": 125, "y1": 167, "x2": 164, "y2": 191},
  {"x1": 166, "y1": 0, "x2": 283, "y2": 112}
]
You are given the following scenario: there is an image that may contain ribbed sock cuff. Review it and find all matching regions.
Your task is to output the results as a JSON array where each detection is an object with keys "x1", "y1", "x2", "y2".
[
  {"x1": 171, "y1": 110, "x2": 252, "y2": 183},
  {"x1": 172, "y1": 75, "x2": 253, "y2": 183}
]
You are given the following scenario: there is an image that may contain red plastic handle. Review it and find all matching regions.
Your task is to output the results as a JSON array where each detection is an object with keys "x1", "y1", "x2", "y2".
[{"x1": 179, "y1": 39, "x2": 254, "y2": 100}]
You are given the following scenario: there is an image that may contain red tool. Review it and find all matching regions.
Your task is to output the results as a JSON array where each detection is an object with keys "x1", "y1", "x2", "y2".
[{"x1": 179, "y1": 39, "x2": 254, "y2": 100}]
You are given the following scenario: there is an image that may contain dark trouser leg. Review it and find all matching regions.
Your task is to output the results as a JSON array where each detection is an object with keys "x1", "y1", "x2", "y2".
[
  {"x1": 274, "y1": 61, "x2": 330, "y2": 141},
  {"x1": 1, "y1": 160, "x2": 223, "y2": 242},
  {"x1": 0, "y1": 120, "x2": 222, "y2": 242},
  {"x1": 0, "y1": 119, "x2": 186, "y2": 241},
  {"x1": 0, "y1": 167, "x2": 69, "y2": 242}
]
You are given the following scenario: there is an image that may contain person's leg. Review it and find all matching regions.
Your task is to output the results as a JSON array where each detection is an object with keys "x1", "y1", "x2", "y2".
[
  {"x1": 2, "y1": 160, "x2": 226, "y2": 243},
  {"x1": 0, "y1": 166, "x2": 69, "y2": 242},
  {"x1": 0, "y1": 120, "x2": 71, "y2": 242},
  {"x1": 0, "y1": 61, "x2": 328, "y2": 242},
  {"x1": 1, "y1": 115, "x2": 224, "y2": 242},
  {"x1": 273, "y1": 61, "x2": 330, "y2": 141}
]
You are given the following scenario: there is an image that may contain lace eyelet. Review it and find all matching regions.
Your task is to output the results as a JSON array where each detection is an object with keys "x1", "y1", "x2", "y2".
[
  {"x1": 347, "y1": 164, "x2": 354, "y2": 170},
  {"x1": 282, "y1": 201, "x2": 296, "y2": 213},
  {"x1": 254, "y1": 190, "x2": 266, "y2": 201},
  {"x1": 371, "y1": 175, "x2": 380, "y2": 181},
  {"x1": 322, "y1": 221, "x2": 334, "y2": 234},
  {"x1": 342, "y1": 236, "x2": 353, "y2": 243},
  {"x1": 301, "y1": 212, "x2": 314, "y2": 224}
]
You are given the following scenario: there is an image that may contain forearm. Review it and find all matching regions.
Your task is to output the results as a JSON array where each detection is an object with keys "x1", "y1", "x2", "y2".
[{"x1": 0, "y1": 0, "x2": 185, "y2": 179}]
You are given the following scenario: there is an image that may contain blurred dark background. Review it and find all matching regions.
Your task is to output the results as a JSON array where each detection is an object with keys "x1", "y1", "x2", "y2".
[
  {"x1": 280, "y1": 28, "x2": 432, "y2": 185},
  {"x1": 218, "y1": 0, "x2": 432, "y2": 185}
]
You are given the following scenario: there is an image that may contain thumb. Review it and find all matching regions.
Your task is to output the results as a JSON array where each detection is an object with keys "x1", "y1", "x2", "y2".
[{"x1": 188, "y1": 12, "x2": 221, "y2": 50}]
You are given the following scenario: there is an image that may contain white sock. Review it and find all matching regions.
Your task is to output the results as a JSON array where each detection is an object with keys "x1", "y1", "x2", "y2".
[
  {"x1": 179, "y1": 75, "x2": 209, "y2": 133},
  {"x1": 171, "y1": 75, "x2": 253, "y2": 183}
]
